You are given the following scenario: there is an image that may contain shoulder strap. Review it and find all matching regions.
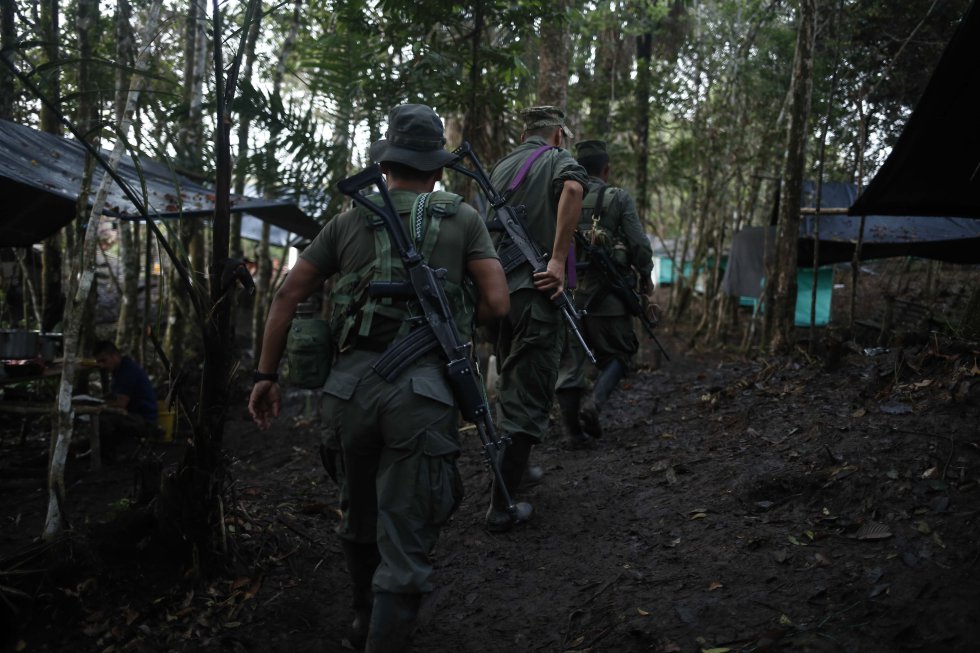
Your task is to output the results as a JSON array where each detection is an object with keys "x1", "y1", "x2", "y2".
[
  {"x1": 505, "y1": 145, "x2": 555, "y2": 198},
  {"x1": 592, "y1": 184, "x2": 608, "y2": 223}
]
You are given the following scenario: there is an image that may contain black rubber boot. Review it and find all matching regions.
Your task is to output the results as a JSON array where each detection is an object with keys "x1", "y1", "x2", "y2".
[
  {"x1": 342, "y1": 540, "x2": 381, "y2": 650},
  {"x1": 581, "y1": 359, "x2": 627, "y2": 438},
  {"x1": 485, "y1": 434, "x2": 534, "y2": 532},
  {"x1": 364, "y1": 592, "x2": 421, "y2": 653},
  {"x1": 557, "y1": 389, "x2": 597, "y2": 450}
]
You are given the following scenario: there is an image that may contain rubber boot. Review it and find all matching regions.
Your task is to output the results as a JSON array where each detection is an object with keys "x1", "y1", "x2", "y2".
[
  {"x1": 341, "y1": 540, "x2": 381, "y2": 650},
  {"x1": 580, "y1": 359, "x2": 627, "y2": 438},
  {"x1": 556, "y1": 389, "x2": 597, "y2": 450},
  {"x1": 485, "y1": 434, "x2": 534, "y2": 532},
  {"x1": 364, "y1": 592, "x2": 421, "y2": 653}
]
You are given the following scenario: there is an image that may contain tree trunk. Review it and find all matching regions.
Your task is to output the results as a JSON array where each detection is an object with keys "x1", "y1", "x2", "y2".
[
  {"x1": 166, "y1": 0, "x2": 208, "y2": 375},
  {"x1": 634, "y1": 32, "x2": 652, "y2": 224},
  {"x1": 38, "y1": 0, "x2": 65, "y2": 334},
  {"x1": 115, "y1": 1, "x2": 139, "y2": 352},
  {"x1": 536, "y1": 0, "x2": 571, "y2": 107},
  {"x1": 0, "y1": 0, "x2": 14, "y2": 119},
  {"x1": 45, "y1": 0, "x2": 164, "y2": 540},
  {"x1": 766, "y1": 0, "x2": 815, "y2": 354}
]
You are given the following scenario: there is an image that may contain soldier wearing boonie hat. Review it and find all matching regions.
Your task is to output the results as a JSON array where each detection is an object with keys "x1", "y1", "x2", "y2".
[
  {"x1": 555, "y1": 138, "x2": 654, "y2": 449},
  {"x1": 248, "y1": 103, "x2": 509, "y2": 651},
  {"x1": 482, "y1": 105, "x2": 589, "y2": 533}
]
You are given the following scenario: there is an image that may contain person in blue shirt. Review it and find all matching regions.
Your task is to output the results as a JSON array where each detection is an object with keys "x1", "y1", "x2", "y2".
[{"x1": 93, "y1": 340, "x2": 157, "y2": 461}]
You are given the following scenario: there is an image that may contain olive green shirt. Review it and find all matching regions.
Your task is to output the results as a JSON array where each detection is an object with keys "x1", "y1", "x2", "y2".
[
  {"x1": 488, "y1": 136, "x2": 589, "y2": 292},
  {"x1": 300, "y1": 189, "x2": 498, "y2": 344},
  {"x1": 576, "y1": 176, "x2": 654, "y2": 316}
]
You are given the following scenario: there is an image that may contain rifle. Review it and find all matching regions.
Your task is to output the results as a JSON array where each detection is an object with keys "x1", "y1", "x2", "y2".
[
  {"x1": 336, "y1": 165, "x2": 527, "y2": 524},
  {"x1": 448, "y1": 142, "x2": 597, "y2": 364},
  {"x1": 573, "y1": 230, "x2": 671, "y2": 361}
]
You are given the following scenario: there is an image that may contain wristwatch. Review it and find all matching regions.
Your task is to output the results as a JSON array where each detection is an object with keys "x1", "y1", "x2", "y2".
[{"x1": 253, "y1": 370, "x2": 279, "y2": 383}]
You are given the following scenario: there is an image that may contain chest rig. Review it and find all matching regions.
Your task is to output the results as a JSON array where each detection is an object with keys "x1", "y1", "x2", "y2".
[{"x1": 331, "y1": 191, "x2": 472, "y2": 351}]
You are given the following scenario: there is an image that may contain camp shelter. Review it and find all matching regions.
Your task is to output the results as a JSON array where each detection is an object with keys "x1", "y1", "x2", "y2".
[
  {"x1": 0, "y1": 120, "x2": 321, "y2": 248},
  {"x1": 800, "y1": 183, "x2": 980, "y2": 265},
  {"x1": 849, "y1": 0, "x2": 980, "y2": 218},
  {"x1": 721, "y1": 225, "x2": 834, "y2": 326}
]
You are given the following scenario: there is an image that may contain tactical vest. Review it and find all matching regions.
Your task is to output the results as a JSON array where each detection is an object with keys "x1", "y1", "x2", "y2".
[{"x1": 330, "y1": 190, "x2": 475, "y2": 351}]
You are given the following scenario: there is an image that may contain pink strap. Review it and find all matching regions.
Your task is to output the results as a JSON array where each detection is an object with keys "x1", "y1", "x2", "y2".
[
  {"x1": 566, "y1": 244, "x2": 577, "y2": 289},
  {"x1": 505, "y1": 145, "x2": 554, "y2": 195}
]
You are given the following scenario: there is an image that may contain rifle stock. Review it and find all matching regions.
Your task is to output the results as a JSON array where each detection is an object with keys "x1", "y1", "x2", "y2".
[
  {"x1": 449, "y1": 142, "x2": 597, "y2": 364},
  {"x1": 337, "y1": 165, "x2": 527, "y2": 524}
]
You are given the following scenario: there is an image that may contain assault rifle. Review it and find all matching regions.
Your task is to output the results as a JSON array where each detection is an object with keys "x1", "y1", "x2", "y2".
[
  {"x1": 573, "y1": 230, "x2": 671, "y2": 361},
  {"x1": 336, "y1": 165, "x2": 528, "y2": 524},
  {"x1": 448, "y1": 142, "x2": 596, "y2": 364}
]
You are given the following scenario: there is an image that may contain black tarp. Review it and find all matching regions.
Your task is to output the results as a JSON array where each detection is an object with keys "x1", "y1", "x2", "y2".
[
  {"x1": 800, "y1": 182, "x2": 980, "y2": 264},
  {"x1": 848, "y1": 1, "x2": 980, "y2": 217},
  {"x1": 0, "y1": 120, "x2": 322, "y2": 247}
]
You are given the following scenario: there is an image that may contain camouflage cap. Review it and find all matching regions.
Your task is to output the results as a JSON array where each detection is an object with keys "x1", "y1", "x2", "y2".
[
  {"x1": 521, "y1": 106, "x2": 574, "y2": 139},
  {"x1": 368, "y1": 104, "x2": 457, "y2": 171},
  {"x1": 574, "y1": 140, "x2": 607, "y2": 159}
]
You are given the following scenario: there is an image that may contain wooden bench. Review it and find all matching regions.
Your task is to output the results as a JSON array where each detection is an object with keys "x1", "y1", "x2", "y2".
[{"x1": 0, "y1": 400, "x2": 126, "y2": 472}]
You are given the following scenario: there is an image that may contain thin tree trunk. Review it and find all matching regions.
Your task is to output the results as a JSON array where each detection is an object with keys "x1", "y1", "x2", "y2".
[
  {"x1": 166, "y1": 0, "x2": 208, "y2": 375},
  {"x1": 116, "y1": 0, "x2": 140, "y2": 351},
  {"x1": 45, "y1": 0, "x2": 164, "y2": 540},
  {"x1": 39, "y1": 0, "x2": 64, "y2": 334},
  {"x1": 634, "y1": 32, "x2": 652, "y2": 224},
  {"x1": 231, "y1": 6, "x2": 262, "y2": 263},
  {"x1": 767, "y1": 0, "x2": 815, "y2": 354},
  {"x1": 0, "y1": 0, "x2": 14, "y2": 119}
]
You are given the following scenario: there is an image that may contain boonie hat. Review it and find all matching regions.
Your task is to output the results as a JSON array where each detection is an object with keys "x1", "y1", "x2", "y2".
[
  {"x1": 369, "y1": 104, "x2": 457, "y2": 171},
  {"x1": 574, "y1": 140, "x2": 607, "y2": 159},
  {"x1": 521, "y1": 106, "x2": 574, "y2": 139}
]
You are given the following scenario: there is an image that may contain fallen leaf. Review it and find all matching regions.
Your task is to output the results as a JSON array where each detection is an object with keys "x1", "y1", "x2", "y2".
[
  {"x1": 701, "y1": 648, "x2": 731, "y2": 653},
  {"x1": 854, "y1": 521, "x2": 892, "y2": 540},
  {"x1": 915, "y1": 521, "x2": 931, "y2": 535},
  {"x1": 852, "y1": 407, "x2": 866, "y2": 417},
  {"x1": 690, "y1": 512, "x2": 708, "y2": 520},
  {"x1": 779, "y1": 614, "x2": 794, "y2": 626},
  {"x1": 637, "y1": 607, "x2": 650, "y2": 616},
  {"x1": 814, "y1": 552, "x2": 831, "y2": 566},
  {"x1": 921, "y1": 466, "x2": 939, "y2": 479},
  {"x1": 708, "y1": 581, "x2": 723, "y2": 591}
]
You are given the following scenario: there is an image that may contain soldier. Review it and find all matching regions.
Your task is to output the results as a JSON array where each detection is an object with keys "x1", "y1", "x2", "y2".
[
  {"x1": 485, "y1": 106, "x2": 589, "y2": 532},
  {"x1": 556, "y1": 139, "x2": 654, "y2": 446},
  {"x1": 248, "y1": 104, "x2": 509, "y2": 652}
]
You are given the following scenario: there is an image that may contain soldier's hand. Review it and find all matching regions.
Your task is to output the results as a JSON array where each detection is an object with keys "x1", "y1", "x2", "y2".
[
  {"x1": 533, "y1": 258, "x2": 566, "y2": 300},
  {"x1": 248, "y1": 381, "x2": 281, "y2": 430}
]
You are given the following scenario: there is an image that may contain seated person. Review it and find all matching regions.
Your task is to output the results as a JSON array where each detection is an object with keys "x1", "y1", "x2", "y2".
[{"x1": 93, "y1": 340, "x2": 158, "y2": 460}]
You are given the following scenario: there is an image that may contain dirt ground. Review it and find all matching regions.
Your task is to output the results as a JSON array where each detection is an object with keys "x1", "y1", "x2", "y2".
[{"x1": 2, "y1": 259, "x2": 979, "y2": 653}]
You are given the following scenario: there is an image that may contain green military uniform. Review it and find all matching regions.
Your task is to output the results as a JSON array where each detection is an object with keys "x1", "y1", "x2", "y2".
[
  {"x1": 556, "y1": 140, "x2": 653, "y2": 444},
  {"x1": 301, "y1": 188, "x2": 497, "y2": 594},
  {"x1": 557, "y1": 175, "x2": 653, "y2": 385},
  {"x1": 490, "y1": 135, "x2": 589, "y2": 443}
]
